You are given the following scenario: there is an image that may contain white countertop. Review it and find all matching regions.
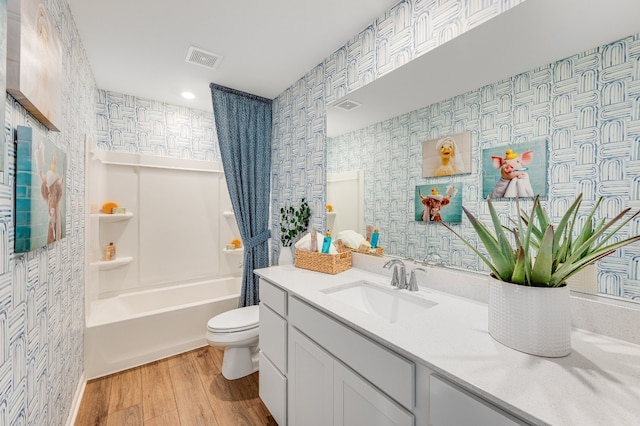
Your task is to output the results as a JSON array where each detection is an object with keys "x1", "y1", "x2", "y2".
[{"x1": 255, "y1": 264, "x2": 640, "y2": 426}]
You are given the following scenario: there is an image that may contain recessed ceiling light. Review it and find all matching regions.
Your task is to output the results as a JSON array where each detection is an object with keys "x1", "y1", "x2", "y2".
[{"x1": 181, "y1": 91, "x2": 195, "y2": 100}]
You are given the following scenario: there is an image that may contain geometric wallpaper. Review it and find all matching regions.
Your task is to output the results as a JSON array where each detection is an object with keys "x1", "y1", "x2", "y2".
[
  {"x1": 328, "y1": 33, "x2": 640, "y2": 302},
  {"x1": 271, "y1": 0, "x2": 640, "y2": 302},
  {"x1": 271, "y1": 0, "x2": 527, "y2": 260},
  {"x1": 95, "y1": 89, "x2": 220, "y2": 162},
  {"x1": 1, "y1": 0, "x2": 97, "y2": 424}
]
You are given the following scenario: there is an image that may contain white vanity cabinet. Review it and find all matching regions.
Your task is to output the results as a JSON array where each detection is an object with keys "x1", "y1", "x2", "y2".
[
  {"x1": 259, "y1": 279, "x2": 288, "y2": 425},
  {"x1": 287, "y1": 293, "x2": 415, "y2": 426},
  {"x1": 259, "y1": 276, "x2": 527, "y2": 426},
  {"x1": 429, "y1": 375, "x2": 525, "y2": 426},
  {"x1": 288, "y1": 327, "x2": 334, "y2": 426}
]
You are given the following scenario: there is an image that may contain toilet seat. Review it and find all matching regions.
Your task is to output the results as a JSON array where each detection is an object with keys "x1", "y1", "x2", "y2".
[{"x1": 207, "y1": 305, "x2": 259, "y2": 333}]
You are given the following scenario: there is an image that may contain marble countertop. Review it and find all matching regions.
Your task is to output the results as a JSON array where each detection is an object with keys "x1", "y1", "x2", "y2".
[{"x1": 255, "y1": 264, "x2": 640, "y2": 426}]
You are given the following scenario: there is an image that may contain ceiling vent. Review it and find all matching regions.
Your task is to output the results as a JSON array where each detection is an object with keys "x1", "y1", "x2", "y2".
[
  {"x1": 334, "y1": 99, "x2": 361, "y2": 111},
  {"x1": 185, "y1": 46, "x2": 223, "y2": 70}
]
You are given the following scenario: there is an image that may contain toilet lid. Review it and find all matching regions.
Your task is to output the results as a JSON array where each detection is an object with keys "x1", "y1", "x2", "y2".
[{"x1": 207, "y1": 305, "x2": 259, "y2": 333}]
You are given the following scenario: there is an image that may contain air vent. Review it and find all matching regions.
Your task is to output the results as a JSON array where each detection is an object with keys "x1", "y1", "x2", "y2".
[
  {"x1": 185, "y1": 46, "x2": 223, "y2": 70},
  {"x1": 334, "y1": 99, "x2": 361, "y2": 111}
]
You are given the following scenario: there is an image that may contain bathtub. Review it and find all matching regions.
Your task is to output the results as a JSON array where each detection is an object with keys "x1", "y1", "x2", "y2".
[{"x1": 84, "y1": 276, "x2": 241, "y2": 379}]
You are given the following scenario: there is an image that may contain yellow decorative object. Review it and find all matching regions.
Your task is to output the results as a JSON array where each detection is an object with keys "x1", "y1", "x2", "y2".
[
  {"x1": 431, "y1": 188, "x2": 439, "y2": 195},
  {"x1": 326, "y1": 204, "x2": 333, "y2": 212},
  {"x1": 505, "y1": 149, "x2": 518, "y2": 160},
  {"x1": 230, "y1": 238, "x2": 242, "y2": 249},
  {"x1": 101, "y1": 201, "x2": 118, "y2": 214}
]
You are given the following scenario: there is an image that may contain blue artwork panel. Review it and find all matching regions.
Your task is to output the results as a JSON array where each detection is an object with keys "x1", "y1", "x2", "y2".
[
  {"x1": 482, "y1": 138, "x2": 548, "y2": 199},
  {"x1": 15, "y1": 125, "x2": 66, "y2": 253},
  {"x1": 415, "y1": 183, "x2": 462, "y2": 223}
]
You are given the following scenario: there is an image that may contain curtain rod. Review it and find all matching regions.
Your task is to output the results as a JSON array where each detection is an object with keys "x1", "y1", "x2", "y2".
[{"x1": 209, "y1": 83, "x2": 273, "y2": 104}]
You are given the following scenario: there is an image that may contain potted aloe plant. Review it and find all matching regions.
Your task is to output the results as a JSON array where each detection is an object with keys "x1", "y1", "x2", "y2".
[{"x1": 442, "y1": 194, "x2": 640, "y2": 357}]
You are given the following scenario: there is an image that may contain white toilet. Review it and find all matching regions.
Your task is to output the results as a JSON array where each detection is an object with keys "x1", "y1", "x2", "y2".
[{"x1": 205, "y1": 305, "x2": 260, "y2": 380}]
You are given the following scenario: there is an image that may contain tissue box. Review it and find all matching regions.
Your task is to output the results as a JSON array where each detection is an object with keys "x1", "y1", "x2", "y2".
[{"x1": 294, "y1": 250, "x2": 351, "y2": 275}]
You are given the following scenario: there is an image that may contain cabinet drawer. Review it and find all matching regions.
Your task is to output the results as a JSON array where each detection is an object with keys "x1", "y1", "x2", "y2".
[
  {"x1": 259, "y1": 303, "x2": 287, "y2": 373},
  {"x1": 430, "y1": 375, "x2": 525, "y2": 426},
  {"x1": 259, "y1": 352, "x2": 287, "y2": 426},
  {"x1": 289, "y1": 296, "x2": 415, "y2": 410},
  {"x1": 260, "y1": 279, "x2": 287, "y2": 316}
]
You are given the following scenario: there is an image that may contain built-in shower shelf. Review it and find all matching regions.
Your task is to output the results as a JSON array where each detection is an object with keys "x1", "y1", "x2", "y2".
[
  {"x1": 91, "y1": 212, "x2": 134, "y2": 222},
  {"x1": 223, "y1": 247, "x2": 244, "y2": 255},
  {"x1": 222, "y1": 211, "x2": 235, "y2": 217},
  {"x1": 92, "y1": 256, "x2": 134, "y2": 271}
]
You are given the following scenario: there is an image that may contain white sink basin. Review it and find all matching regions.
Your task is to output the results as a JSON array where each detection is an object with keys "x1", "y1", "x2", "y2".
[{"x1": 322, "y1": 280, "x2": 437, "y2": 323}]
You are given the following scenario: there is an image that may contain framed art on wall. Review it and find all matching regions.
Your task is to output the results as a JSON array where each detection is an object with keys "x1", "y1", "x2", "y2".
[
  {"x1": 15, "y1": 125, "x2": 66, "y2": 253},
  {"x1": 422, "y1": 132, "x2": 472, "y2": 178},
  {"x1": 7, "y1": 0, "x2": 62, "y2": 131},
  {"x1": 415, "y1": 183, "x2": 462, "y2": 223},
  {"x1": 482, "y1": 138, "x2": 548, "y2": 199},
  {"x1": 0, "y1": 0, "x2": 7, "y2": 171}
]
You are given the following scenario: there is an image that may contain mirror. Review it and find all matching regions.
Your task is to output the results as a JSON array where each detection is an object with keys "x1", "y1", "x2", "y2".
[{"x1": 326, "y1": 0, "x2": 640, "y2": 302}]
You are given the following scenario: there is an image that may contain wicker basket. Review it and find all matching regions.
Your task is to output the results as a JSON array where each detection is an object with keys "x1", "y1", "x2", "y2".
[
  {"x1": 350, "y1": 246, "x2": 385, "y2": 257},
  {"x1": 294, "y1": 250, "x2": 352, "y2": 274}
]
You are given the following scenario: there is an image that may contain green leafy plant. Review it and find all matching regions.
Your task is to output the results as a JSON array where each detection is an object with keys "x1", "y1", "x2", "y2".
[
  {"x1": 442, "y1": 194, "x2": 640, "y2": 287},
  {"x1": 280, "y1": 198, "x2": 311, "y2": 247}
]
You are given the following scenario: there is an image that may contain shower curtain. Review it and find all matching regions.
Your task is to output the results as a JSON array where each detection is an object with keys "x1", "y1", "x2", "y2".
[{"x1": 210, "y1": 83, "x2": 272, "y2": 307}]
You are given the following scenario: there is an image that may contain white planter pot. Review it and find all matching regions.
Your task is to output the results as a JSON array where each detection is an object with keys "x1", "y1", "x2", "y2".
[
  {"x1": 278, "y1": 245, "x2": 294, "y2": 265},
  {"x1": 488, "y1": 276, "x2": 571, "y2": 357}
]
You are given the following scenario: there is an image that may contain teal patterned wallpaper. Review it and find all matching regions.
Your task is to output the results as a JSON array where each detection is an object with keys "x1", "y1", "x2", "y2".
[
  {"x1": 1, "y1": 0, "x2": 97, "y2": 424},
  {"x1": 328, "y1": 33, "x2": 640, "y2": 301},
  {"x1": 271, "y1": 0, "x2": 640, "y2": 302},
  {"x1": 270, "y1": 0, "x2": 526, "y2": 262}
]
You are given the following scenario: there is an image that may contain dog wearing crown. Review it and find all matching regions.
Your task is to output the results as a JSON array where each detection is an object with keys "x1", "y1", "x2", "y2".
[{"x1": 489, "y1": 148, "x2": 535, "y2": 198}]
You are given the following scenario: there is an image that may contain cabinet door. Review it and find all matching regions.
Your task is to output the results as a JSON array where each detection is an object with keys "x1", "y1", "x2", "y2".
[
  {"x1": 430, "y1": 375, "x2": 523, "y2": 426},
  {"x1": 334, "y1": 362, "x2": 414, "y2": 426},
  {"x1": 259, "y1": 352, "x2": 287, "y2": 426},
  {"x1": 259, "y1": 303, "x2": 287, "y2": 373},
  {"x1": 288, "y1": 327, "x2": 334, "y2": 426}
]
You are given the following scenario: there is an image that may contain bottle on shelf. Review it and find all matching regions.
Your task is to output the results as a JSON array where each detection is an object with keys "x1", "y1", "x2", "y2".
[{"x1": 105, "y1": 242, "x2": 116, "y2": 261}]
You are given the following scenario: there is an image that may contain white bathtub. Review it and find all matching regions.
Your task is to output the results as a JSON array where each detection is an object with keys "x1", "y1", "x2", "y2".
[{"x1": 84, "y1": 277, "x2": 241, "y2": 379}]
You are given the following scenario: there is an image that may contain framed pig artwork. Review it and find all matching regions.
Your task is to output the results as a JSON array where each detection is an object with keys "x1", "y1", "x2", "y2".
[{"x1": 482, "y1": 139, "x2": 548, "y2": 199}]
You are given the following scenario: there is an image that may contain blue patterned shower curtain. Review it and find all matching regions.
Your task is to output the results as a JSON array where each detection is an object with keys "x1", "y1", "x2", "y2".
[{"x1": 210, "y1": 83, "x2": 272, "y2": 307}]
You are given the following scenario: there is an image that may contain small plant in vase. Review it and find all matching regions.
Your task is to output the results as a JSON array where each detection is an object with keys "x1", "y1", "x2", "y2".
[
  {"x1": 278, "y1": 198, "x2": 311, "y2": 264},
  {"x1": 442, "y1": 194, "x2": 640, "y2": 357}
]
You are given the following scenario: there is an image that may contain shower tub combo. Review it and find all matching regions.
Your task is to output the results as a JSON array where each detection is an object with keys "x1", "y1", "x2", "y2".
[
  {"x1": 85, "y1": 150, "x2": 244, "y2": 379},
  {"x1": 84, "y1": 276, "x2": 241, "y2": 379}
]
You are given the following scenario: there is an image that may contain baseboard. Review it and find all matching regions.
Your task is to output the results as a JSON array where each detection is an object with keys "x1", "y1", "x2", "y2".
[{"x1": 65, "y1": 372, "x2": 86, "y2": 426}]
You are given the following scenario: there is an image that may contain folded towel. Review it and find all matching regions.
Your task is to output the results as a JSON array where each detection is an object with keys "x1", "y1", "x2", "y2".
[
  {"x1": 295, "y1": 231, "x2": 337, "y2": 254},
  {"x1": 336, "y1": 230, "x2": 366, "y2": 249}
]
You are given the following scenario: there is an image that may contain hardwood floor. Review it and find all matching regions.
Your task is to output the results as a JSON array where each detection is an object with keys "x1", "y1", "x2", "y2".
[{"x1": 75, "y1": 346, "x2": 277, "y2": 426}]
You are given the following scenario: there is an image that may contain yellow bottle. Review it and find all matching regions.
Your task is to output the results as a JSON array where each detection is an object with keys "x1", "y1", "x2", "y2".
[{"x1": 105, "y1": 242, "x2": 116, "y2": 261}]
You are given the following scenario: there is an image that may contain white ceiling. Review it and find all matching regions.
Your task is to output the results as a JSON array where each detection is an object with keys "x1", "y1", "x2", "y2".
[{"x1": 67, "y1": 0, "x2": 399, "y2": 112}]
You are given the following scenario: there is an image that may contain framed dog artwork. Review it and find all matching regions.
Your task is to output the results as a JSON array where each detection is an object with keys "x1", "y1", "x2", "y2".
[{"x1": 422, "y1": 132, "x2": 472, "y2": 178}]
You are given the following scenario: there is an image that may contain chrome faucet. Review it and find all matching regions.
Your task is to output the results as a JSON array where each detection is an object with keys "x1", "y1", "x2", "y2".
[
  {"x1": 383, "y1": 259, "x2": 407, "y2": 289},
  {"x1": 408, "y1": 267, "x2": 427, "y2": 292}
]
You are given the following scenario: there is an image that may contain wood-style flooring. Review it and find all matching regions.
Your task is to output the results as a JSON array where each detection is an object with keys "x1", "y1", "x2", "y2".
[{"x1": 75, "y1": 346, "x2": 277, "y2": 426}]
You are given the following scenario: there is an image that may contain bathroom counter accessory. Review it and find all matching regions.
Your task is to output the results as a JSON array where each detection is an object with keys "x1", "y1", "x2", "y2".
[{"x1": 294, "y1": 249, "x2": 351, "y2": 275}]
